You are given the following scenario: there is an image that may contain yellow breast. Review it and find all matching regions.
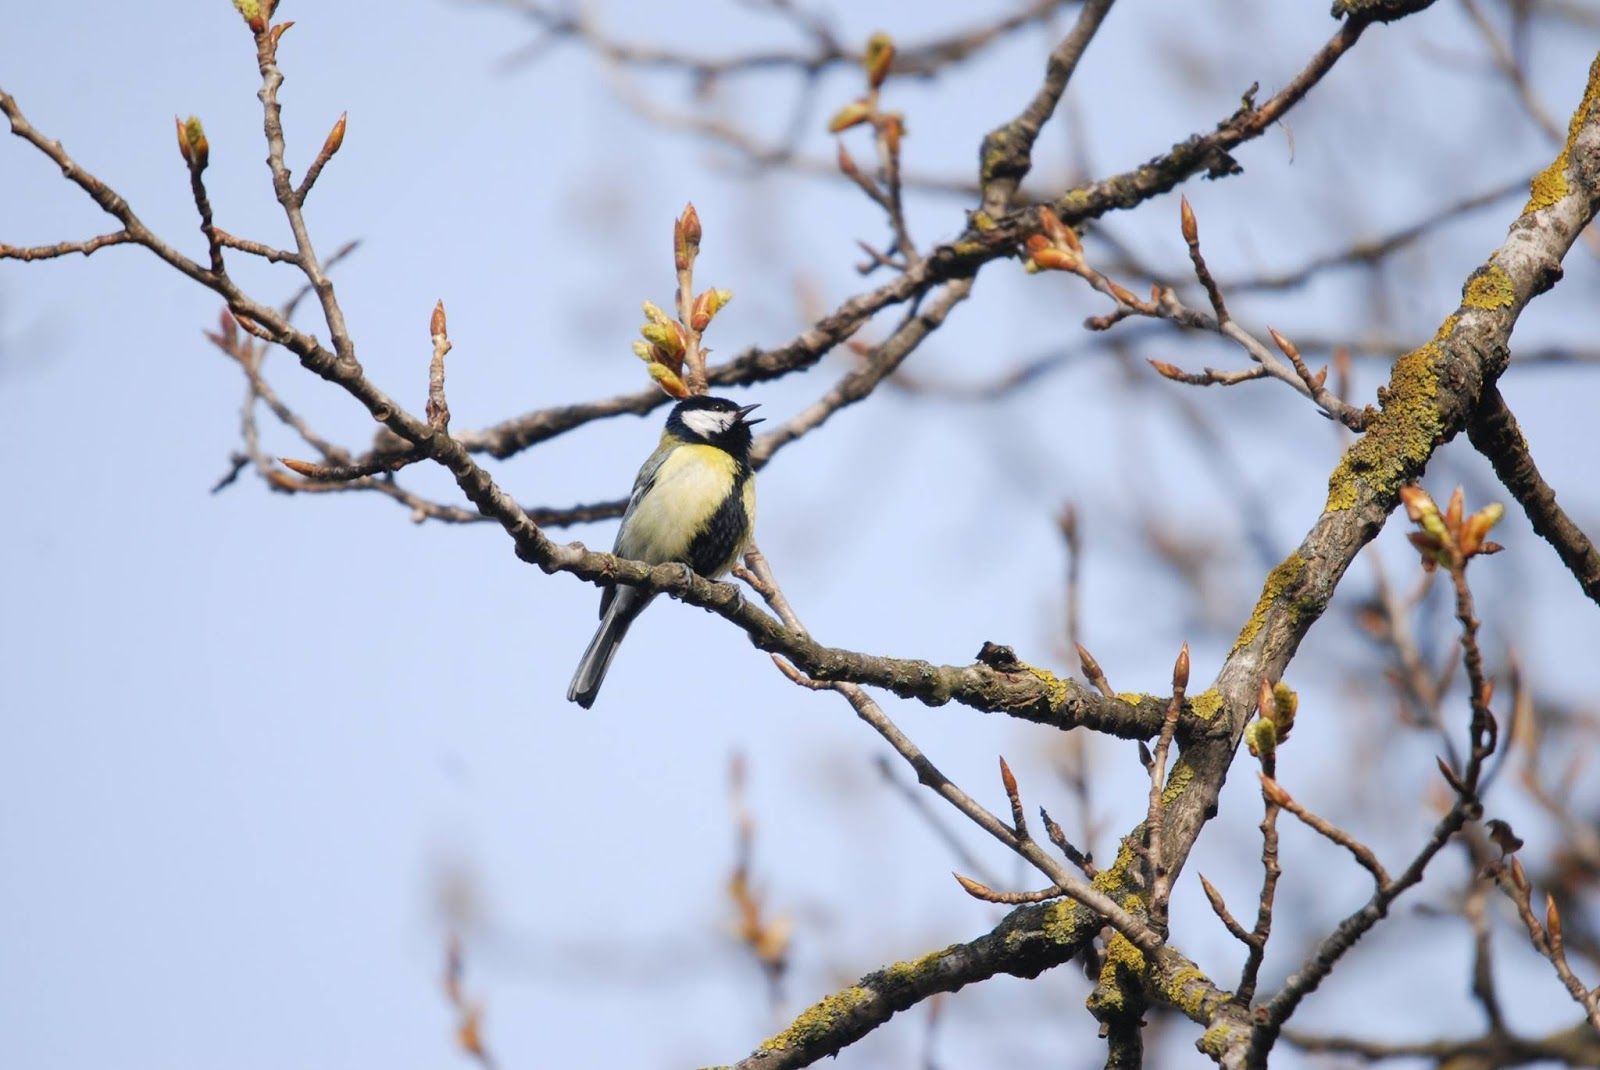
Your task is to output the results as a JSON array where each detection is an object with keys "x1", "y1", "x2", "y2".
[{"x1": 617, "y1": 443, "x2": 743, "y2": 565}]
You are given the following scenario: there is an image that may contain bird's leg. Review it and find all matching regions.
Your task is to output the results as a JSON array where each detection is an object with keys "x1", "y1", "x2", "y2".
[{"x1": 674, "y1": 562, "x2": 696, "y2": 598}]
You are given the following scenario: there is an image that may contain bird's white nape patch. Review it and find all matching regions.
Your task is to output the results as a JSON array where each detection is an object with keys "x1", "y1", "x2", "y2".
[{"x1": 682, "y1": 408, "x2": 737, "y2": 438}]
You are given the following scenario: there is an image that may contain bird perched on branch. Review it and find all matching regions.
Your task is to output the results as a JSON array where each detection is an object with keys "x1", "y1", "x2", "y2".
[{"x1": 567, "y1": 395, "x2": 762, "y2": 708}]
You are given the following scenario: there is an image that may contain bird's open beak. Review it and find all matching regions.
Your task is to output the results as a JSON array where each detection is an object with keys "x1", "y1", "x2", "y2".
[{"x1": 738, "y1": 403, "x2": 765, "y2": 426}]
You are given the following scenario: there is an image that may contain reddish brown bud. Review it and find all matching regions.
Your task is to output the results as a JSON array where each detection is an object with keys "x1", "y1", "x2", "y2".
[
  {"x1": 1173, "y1": 642, "x2": 1190, "y2": 692},
  {"x1": 268, "y1": 20, "x2": 294, "y2": 48},
  {"x1": 952, "y1": 871, "x2": 993, "y2": 901},
  {"x1": 879, "y1": 112, "x2": 904, "y2": 155},
  {"x1": 1436, "y1": 755, "x2": 1468, "y2": 795},
  {"x1": 674, "y1": 203, "x2": 701, "y2": 271},
  {"x1": 1257, "y1": 678, "x2": 1277, "y2": 722},
  {"x1": 1268, "y1": 327, "x2": 1300, "y2": 361},
  {"x1": 1030, "y1": 248, "x2": 1077, "y2": 272},
  {"x1": 321, "y1": 111, "x2": 347, "y2": 159},
  {"x1": 1179, "y1": 195, "x2": 1198, "y2": 244},
  {"x1": 280, "y1": 457, "x2": 320, "y2": 477},
  {"x1": 998, "y1": 755, "x2": 1019, "y2": 799},
  {"x1": 836, "y1": 140, "x2": 861, "y2": 179},
  {"x1": 1038, "y1": 205, "x2": 1067, "y2": 243},
  {"x1": 430, "y1": 300, "x2": 447, "y2": 339},
  {"x1": 1446, "y1": 486, "x2": 1465, "y2": 533},
  {"x1": 1149, "y1": 359, "x2": 1186, "y2": 382},
  {"x1": 1510, "y1": 856, "x2": 1529, "y2": 891},
  {"x1": 1107, "y1": 280, "x2": 1139, "y2": 306},
  {"x1": 1075, "y1": 642, "x2": 1102, "y2": 680},
  {"x1": 1259, "y1": 775, "x2": 1290, "y2": 807},
  {"x1": 1546, "y1": 895, "x2": 1563, "y2": 945}
]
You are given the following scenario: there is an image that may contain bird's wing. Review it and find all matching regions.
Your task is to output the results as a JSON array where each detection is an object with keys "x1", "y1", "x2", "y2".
[{"x1": 599, "y1": 439, "x2": 674, "y2": 618}]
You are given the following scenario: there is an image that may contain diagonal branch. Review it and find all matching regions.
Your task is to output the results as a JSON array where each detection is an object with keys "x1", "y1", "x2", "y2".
[{"x1": 1467, "y1": 385, "x2": 1600, "y2": 607}]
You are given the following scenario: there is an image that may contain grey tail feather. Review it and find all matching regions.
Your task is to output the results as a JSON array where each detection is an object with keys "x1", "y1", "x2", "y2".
[{"x1": 567, "y1": 589, "x2": 647, "y2": 708}]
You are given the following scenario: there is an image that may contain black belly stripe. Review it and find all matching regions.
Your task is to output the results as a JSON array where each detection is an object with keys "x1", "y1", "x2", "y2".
[{"x1": 686, "y1": 474, "x2": 750, "y2": 577}]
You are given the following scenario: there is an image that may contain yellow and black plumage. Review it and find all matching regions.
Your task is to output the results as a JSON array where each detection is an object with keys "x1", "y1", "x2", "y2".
[{"x1": 566, "y1": 395, "x2": 761, "y2": 708}]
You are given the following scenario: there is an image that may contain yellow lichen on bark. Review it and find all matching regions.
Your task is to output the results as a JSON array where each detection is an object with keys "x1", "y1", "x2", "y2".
[{"x1": 1524, "y1": 52, "x2": 1600, "y2": 213}]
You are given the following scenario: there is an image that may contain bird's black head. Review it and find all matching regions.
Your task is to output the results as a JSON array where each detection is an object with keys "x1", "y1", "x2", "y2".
[{"x1": 665, "y1": 395, "x2": 763, "y2": 459}]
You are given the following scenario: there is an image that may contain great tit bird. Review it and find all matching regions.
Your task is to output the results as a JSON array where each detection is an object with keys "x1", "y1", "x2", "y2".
[{"x1": 566, "y1": 395, "x2": 763, "y2": 708}]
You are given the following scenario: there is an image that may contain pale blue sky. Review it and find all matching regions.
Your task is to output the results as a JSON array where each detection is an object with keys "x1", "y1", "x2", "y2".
[{"x1": 3, "y1": 2, "x2": 1599, "y2": 1067}]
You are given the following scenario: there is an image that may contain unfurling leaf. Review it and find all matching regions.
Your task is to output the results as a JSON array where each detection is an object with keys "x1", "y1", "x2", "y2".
[
  {"x1": 640, "y1": 320, "x2": 683, "y2": 355},
  {"x1": 1399, "y1": 484, "x2": 1436, "y2": 524},
  {"x1": 1271, "y1": 681, "x2": 1298, "y2": 743},
  {"x1": 1246, "y1": 716, "x2": 1277, "y2": 759},
  {"x1": 177, "y1": 115, "x2": 209, "y2": 170},
  {"x1": 1461, "y1": 502, "x2": 1505, "y2": 556},
  {"x1": 828, "y1": 99, "x2": 873, "y2": 133},
  {"x1": 648, "y1": 362, "x2": 690, "y2": 398},
  {"x1": 864, "y1": 31, "x2": 895, "y2": 89},
  {"x1": 690, "y1": 288, "x2": 732, "y2": 332}
]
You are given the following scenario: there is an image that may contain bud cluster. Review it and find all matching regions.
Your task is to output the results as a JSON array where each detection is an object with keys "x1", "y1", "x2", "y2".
[
  {"x1": 633, "y1": 203, "x2": 731, "y2": 398},
  {"x1": 1399, "y1": 485, "x2": 1505, "y2": 572},
  {"x1": 1246, "y1": 679, "x2": 1299, "y2": 760},
  {"x1": 176, "y1": 115, "x2": 209, "y2": 171},
  {"x1": 1023, "y1": 205, "x2": 1084, "y2": 274}
]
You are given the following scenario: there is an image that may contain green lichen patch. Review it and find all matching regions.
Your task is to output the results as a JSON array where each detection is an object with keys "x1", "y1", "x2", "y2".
[
  {"x1": 1524, "y1": 53, "x2": 1600, "y2": 213},
  {"x1": 1160, "y1": 759, "x2": 1195, "y2": 806},
  {"x1": 1463, "y1": 265, "x2": 1516, "y2": 310},
  {"x1": 1024, "y1": 664, "x2": 1072, "y2": 708},
  {"x1": 1164, "y1": 965, "x2": 1223, "y2": 1019},
  {"x1": 759, "y1": 987, "x2": 872, "y2": 1052},
  {"x1": 1324, "y1": 320, "x2": 1446, "y2": 514},
  {"x1": 1114, "y1": 691, "x2": 1154, "y2": 707},
  {"x1": 1200, "y1": 1022, "x2": 1235, "y2": 1057},
  {"x1": 1186, "y1": 689, "x2": 1224, "y2": 721},
  {"x1": 880, "y1": 946, "x2": 957, "y2": 986},
  {"x1": 1232, "y1": 553, "x2": 1308, "y2": 653},
  {"x1": 1088, "y1": 930, "x2": 1147, "y2": 1015},
  {"x1": 1091, "y1": 833, "x2": 1143, "y2": 896},
  {"x1": 1040, "y1": 898, "x2": 1087, "y2": 945}
]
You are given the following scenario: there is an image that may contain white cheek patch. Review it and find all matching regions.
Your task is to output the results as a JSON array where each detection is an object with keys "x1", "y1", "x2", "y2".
[{"x1": 682, "y1": 409, "x2": 735, "y2": 437}]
